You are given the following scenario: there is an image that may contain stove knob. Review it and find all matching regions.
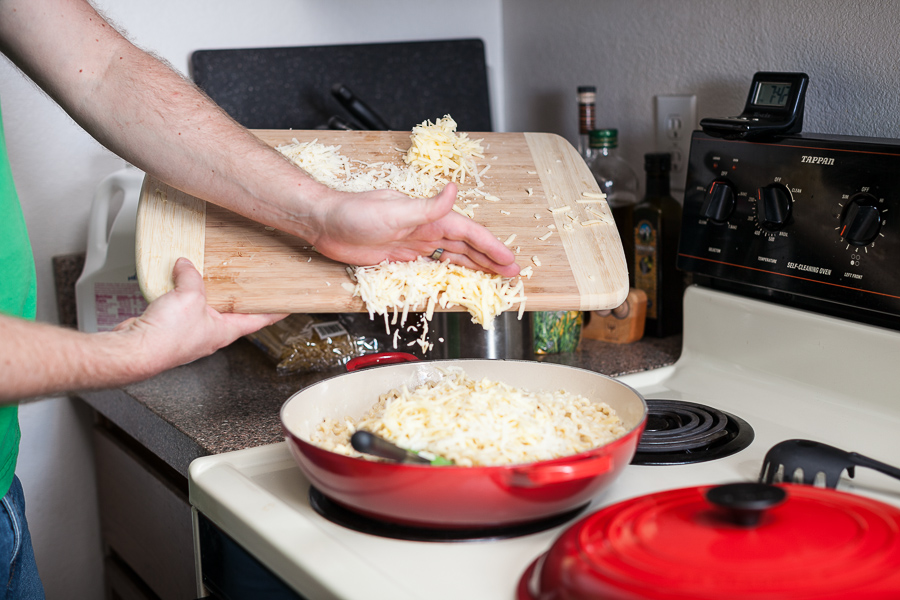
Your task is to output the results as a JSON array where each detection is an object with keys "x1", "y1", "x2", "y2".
[
  {"x1": 840, "y1": 193, "x2": 882, "y2": 246},
  {"x1": 756, "y1": 184, "x2": 793, "y2": 231},
  {"x1": 700, "y1": 180, "x2": 736, "y2": 224}
]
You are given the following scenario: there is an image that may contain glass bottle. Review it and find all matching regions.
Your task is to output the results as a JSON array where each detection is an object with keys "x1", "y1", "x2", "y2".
[
  {"x1": 633, "y1": 153, "x2": 683, "y2": 337},
  {"x1": 586, "y1": 129, "x2": 639, "y2": 285},
  {"x1": 576, "y1": 86, "x2": 596, "y2": 159}
]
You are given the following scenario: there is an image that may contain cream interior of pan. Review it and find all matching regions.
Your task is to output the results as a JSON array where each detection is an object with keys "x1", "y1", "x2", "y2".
[{"x1": 281, "y1": 359, "x2": 646, "y2": 444}]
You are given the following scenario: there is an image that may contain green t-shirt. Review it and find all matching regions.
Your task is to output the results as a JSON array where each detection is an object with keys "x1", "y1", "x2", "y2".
[{"x1": 0, "y1": 98, "x2": 37, "y2": 497}]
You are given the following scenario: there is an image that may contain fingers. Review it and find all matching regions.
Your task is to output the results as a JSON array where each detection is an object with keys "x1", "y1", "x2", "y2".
[
  {"x1": 219, "y1": 312, "x2": 288, "y2": 338},
  {"x1": 427, "y1": 215, "x2": 520, "y2": 276},
  {"x1": 437, "y1": 249, "x2": 522, "y2": 278}
]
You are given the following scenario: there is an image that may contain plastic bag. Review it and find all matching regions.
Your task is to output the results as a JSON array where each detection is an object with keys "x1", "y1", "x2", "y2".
[{"x1": 245, "y1": 314, "x2": 384, "y2": 374}]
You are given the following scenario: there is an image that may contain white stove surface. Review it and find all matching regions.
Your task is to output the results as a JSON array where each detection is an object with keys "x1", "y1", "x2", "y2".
[{"x1": 189, "y1": 287, "x2": 900, "y2": 600}]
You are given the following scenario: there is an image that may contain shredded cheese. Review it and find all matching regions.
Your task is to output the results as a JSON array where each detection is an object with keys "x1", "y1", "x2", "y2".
[
  {"x1": 403, "y1": 115, "x2": 484, "y2": 183},
  {"x1": 349, "y1": 257, "x2": 525, "y2": 331},
  {"x1": 278, "y1": 116, "x2": 536, "y2": 336},
  {"x1": 310, "y1": 367, "x2": 626, "y2": 467},
  {"x1": 277, "y1": 138, "x2": 442, "y2": 198}
]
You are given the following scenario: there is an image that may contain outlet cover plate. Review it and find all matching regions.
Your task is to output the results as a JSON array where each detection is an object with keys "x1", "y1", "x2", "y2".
[{"x1": 655, "y1": 94, "x2": 696, "y2": 192}]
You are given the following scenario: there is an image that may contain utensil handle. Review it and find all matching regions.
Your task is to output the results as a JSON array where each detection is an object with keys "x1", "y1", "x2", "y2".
[
  {"x1": 508, "y1": 455, "x2": 613, "y2": 487},
  {"x1": 350, "y1": 430, "x2": 430, "y2": 464},
  {"x1": 850, "y1": 452, "x2": 900, "y2": 482},
  {"x1": 345, "y1": 352, "x2": 418, "y2": 371}
]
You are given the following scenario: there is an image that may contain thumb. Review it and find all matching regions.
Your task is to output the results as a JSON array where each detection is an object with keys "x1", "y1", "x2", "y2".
[
  {"x1": 420, "y1": 182, "x2": 458, "y2": 222},
  {"x1": 172, "y1": 257, "x2": 205, "y2": 294}
]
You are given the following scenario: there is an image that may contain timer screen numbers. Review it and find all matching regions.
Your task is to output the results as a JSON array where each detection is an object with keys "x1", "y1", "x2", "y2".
[{"x1": 753, "y1": 82, "x2": 792, "y2": 107}]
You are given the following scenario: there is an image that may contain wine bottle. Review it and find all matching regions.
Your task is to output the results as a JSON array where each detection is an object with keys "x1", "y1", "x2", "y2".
[{"x1": 633, "y1": 153, "x2": 683, "y2": 337}]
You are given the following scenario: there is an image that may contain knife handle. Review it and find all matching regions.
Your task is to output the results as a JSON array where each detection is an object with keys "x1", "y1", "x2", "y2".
[{"x1": 332, "y1": 84, "x2": 392, "y2": 131}]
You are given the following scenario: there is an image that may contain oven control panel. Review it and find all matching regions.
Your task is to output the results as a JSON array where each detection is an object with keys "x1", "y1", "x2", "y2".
[{"x1": 678, "y1": 131, "x2": 900, "y2": 323}]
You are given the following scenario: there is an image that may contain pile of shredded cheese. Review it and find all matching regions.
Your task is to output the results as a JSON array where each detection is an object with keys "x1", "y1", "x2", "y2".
[
  {"x1": 310, "y1": 367, "x2": 626, "y2": 467},
  {"x1": 277, "y1": 116, "x2": 526, "y2": 335},
  {"x1": 348, "y1": 257, "x2": 526, "y2": 333},
  {"x1": 277, "y1": 139, "x2": 442, "y2": 198},
  {"x1": 404, "y1": 115, "x2": 484, "y2": 184}
]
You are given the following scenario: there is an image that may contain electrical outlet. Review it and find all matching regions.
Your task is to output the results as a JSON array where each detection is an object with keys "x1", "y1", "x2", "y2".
[{"x1": 655, "y1": 94, "x2": 696, "y2": 191}]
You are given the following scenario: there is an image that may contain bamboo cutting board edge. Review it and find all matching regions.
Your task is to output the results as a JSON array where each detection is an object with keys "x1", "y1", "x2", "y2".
[
  {"x1": 525, "y1": 132, "x2": 629, "y2": 310},
  {"x1": 135, "y1": 177, "x2": 207, "y2": 302}
]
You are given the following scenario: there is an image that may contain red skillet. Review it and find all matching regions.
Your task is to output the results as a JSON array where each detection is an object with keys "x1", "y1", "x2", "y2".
[{"x1": 281, "y1": 353, "x2": 646, "y2": 529}]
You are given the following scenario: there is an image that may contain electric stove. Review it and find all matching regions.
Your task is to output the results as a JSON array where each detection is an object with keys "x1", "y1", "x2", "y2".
[{"x1": 188, "y1": 131, "x2": 900, "y2": 599}]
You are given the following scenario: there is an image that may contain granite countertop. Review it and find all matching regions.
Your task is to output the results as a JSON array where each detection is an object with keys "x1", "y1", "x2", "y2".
[{"x1": 77, "y1": 335, "x2": 681, "y2": 478}]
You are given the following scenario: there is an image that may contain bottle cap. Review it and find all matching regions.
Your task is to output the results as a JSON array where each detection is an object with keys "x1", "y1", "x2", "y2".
[
  {"x1": 577, "y1": 85, "x2": 597, "y2": 93},
  {"x1": 588, "y1": 129, "x2": 618, "y2": 149},
  {"x1": 644, "y1": 152, "x2": 671, "y2": 174}
]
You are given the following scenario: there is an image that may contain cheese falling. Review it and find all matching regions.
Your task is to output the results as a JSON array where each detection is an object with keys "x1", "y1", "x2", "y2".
[{"x1": 349, "y1": 257, "x2": 526, "y2": 331}]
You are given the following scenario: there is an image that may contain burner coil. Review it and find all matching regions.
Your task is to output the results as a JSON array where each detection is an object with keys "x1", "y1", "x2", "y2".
[{"x1": 632, "y1": 399, "x2": 754, "y2": 466}]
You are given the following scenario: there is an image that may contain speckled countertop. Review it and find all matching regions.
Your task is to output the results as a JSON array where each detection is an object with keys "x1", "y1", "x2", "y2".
[{"x1": 76, "y1": 335, "x2": 681, "y2": 478}]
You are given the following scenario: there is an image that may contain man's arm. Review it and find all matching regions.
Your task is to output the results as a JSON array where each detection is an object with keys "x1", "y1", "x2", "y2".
[
  {"x1": 0, "y1": 0, "x2": 519, "y2": 276},
  {"x1": 0, "y1": 259, "x2": 282, "y2": 402}
]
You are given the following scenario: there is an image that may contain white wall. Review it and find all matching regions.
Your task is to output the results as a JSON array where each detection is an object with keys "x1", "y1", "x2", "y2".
[
  {"x1": 3, "y1": 1, "x2": 503, "y2": 598},
  {"x1": 502, "y1": 0, "x2": 900, "y2": 184}
]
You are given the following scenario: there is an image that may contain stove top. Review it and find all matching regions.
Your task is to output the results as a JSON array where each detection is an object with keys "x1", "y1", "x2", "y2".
[{"x1": 188, "y1": 287, "x2": 900, "y2": 600}]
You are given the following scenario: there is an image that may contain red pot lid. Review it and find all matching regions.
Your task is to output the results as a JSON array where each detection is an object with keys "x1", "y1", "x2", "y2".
[{"x1": 519, "y1": 483, "x2": 900, "y2": 600}]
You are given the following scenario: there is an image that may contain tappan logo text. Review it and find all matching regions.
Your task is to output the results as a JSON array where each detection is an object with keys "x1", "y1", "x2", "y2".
[{"x1": 800, "y1": 155, "x2": 835, "y2": 165}]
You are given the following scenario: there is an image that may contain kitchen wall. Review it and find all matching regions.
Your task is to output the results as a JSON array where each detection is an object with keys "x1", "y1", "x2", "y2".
[
  {"x1": 4, "y1": 0, "x2": 900, "y2": 598},
  {"x1": 503, "y1": 0, "x2": 900, "y2": 188},
  {"x1": 2, "y1": 1, "x2": 503, "y2": 598}
]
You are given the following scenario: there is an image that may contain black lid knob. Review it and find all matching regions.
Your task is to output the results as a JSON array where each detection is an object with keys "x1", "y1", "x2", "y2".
[{"x1": 706, "y1": 482, "x2": 787, "y2": 527}]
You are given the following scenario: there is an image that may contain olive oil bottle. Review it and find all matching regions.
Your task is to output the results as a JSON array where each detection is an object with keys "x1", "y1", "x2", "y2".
[{"x1": 633, "y1": 153, "x2": 683, "y2": 337}]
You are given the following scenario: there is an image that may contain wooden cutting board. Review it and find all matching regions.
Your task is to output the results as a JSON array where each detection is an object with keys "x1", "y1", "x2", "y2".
[{"x1": 135, "y1": 130, "x2": 628, "y2": 313}]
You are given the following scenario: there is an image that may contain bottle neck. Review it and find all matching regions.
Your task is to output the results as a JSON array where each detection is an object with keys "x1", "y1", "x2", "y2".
[
  {"x1": 645, "y1": 173, "x2": 670, "y2": 197},
  {"x1": 587, "y1": 145, "x2": 614, "y2": 159},
  {"x1": 578, "y1": 100, "x2": 596, "y2": 135}
]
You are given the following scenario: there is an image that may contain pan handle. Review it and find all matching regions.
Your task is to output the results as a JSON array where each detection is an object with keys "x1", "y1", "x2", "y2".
[
  {"x1": 346, "y1": 352, "x2": 419, "y2": 372},
  {"x1": 507, "y1": 454, "x2": 613, "y2": 487}
]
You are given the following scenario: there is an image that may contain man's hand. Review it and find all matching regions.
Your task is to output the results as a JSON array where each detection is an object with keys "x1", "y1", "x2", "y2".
[
  {"x1": 0, "y1": 259, "x2": 283, "y2": 403},
  {"x1": 307, "y1": 183, "x2": 521, "y2": 277},
  {"x1": 113, "y1": 258, "x2": 285, "y2": 374}
]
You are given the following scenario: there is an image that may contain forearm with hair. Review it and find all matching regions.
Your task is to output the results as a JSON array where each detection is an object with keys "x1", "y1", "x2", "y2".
[
  {"x1": 0, "y1": 0, "x2": 329, "y2": 243},
  {"x1": 0, "y1": 315, "x2": 151, "y2": 403}
]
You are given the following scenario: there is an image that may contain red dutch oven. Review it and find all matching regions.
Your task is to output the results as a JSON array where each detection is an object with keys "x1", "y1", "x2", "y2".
[
  {"x1": 518, "y1": 482, "x2": 900, "y2": 599},
  {"x1": 280, "y1": 353, "x2": 647, "y2": 529}
]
